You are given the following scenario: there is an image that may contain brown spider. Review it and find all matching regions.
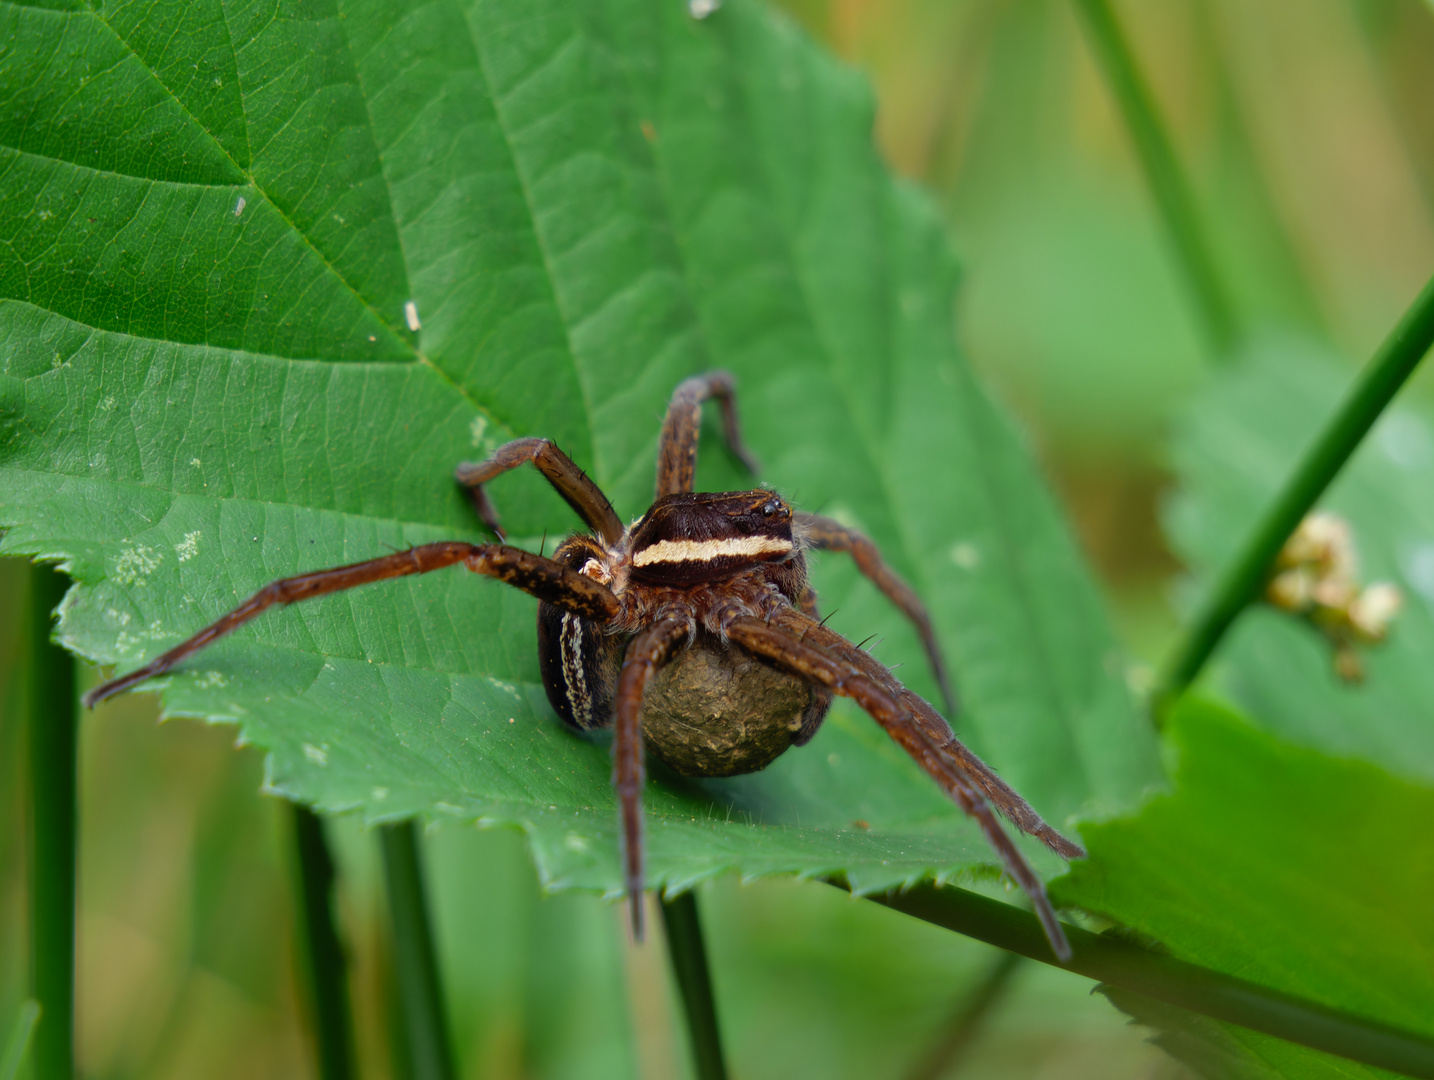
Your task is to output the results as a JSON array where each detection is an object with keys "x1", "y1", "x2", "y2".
[{"x1": 84, "y1": 372, "x2": 1084, "y2": 959}]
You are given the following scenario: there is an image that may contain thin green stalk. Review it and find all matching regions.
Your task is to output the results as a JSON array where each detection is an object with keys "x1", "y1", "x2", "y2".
[
  {"x1": 379, "y1": 822, "x2": 456, "y2": 1080},
  {"x1": 853, "y1": 881, "x2": 1434, "y2": 1078},
  {"x1": 658, "y1": 891, "x2": 729, "y2": 1080},
  {"x1": 1157, "y1": 268, "x2": 1434, "y2": 712},
  {"x1": 1071, "y1": 0, "x2": 1239, "y2": 355},
  {"x1": 290, "y1": 805, "x2": 355, "y2": 1080},
  {"x1": 27, "y1": 565, "x2": 75, "y2": 1080},
  {"x1": 904, "y1": 952, "x2": 1021, "y2": 1080}
]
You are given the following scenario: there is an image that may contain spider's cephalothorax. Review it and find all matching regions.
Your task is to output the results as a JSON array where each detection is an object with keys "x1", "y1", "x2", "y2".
[
  {"x1": 84, "y1": 372, "x2": 1085, "y2": 960},
  {"x1": 537, "y1": 490, "x2": 829, "y2": 777}
]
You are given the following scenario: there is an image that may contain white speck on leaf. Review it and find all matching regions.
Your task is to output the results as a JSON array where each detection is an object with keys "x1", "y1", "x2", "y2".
[
  {"x1": 469, "y1": 414, "x2": 489, "y2": 447},
  {"x1": 404, "y1": 300, "x2": 421, "y2": 332},
  {"x1": 949, "y1": 542, "x2": 980, "y2": 570},
  {"x1": 303, "y1": 743, "x2": 329, "y2": 766},
  {"x1": 371, "y1": 787, "x2": 389, "y2": 801},
  {"x1": 38, "y1": 209, "x2": 52, "y2": 221},
  {"x1": 563, "y1": 833, "x2": 589, "y2": 852},
  {"x1": 689, "y1": 0, "x2": 720, "y2": 17},
  {"x1": 233, "y1": 196, "x2": 245, "y2": 217},
  {"x1": 97, "y1": 395, "x2": 116, "y2": 412},
  {"x1": 175, "y1": 531, "x2": 201, "y2": 562},
  {"x1": 113, "y1": 545, "x2": 162, "y2": 586}
]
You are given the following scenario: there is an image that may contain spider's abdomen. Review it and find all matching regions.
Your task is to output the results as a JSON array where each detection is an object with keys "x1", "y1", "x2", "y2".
[
  {"x1": 537, "y1": 602, "x2": 624, "y2": 732},
  {"x1": 536, "y1": 535, "x2": 624, "y2": 732}
]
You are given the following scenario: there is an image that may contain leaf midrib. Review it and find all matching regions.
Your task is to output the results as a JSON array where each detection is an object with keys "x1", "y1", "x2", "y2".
[{"x1": 57, "y1": 1, "x2": 415, "y2": 361}]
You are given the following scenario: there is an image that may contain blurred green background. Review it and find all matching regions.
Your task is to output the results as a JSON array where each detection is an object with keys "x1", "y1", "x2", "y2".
[{"x1": 5, "y1": 0, "x2": 1434, "y2": 1076}]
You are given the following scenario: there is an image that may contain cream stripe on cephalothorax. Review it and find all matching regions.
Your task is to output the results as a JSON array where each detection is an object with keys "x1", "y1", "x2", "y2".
[{"x1": 632, "y1": 534, "x2": 793, "y2": 568}]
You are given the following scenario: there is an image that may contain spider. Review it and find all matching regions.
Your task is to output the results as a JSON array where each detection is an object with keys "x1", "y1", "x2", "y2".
[{"x1": 85, "y1": 372, "x2": 1084, "y2": 959}]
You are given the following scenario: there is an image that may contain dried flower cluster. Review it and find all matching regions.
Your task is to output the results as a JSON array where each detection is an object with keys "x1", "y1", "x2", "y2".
[{"x1": 1265, "y1": 512, "x2": 1402, "y2": 682}]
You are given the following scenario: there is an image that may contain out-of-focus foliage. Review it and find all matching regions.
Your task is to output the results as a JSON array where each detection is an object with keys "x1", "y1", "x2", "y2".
[
  {"x1": 1169, "y1": 336, "x2": 1434, "y2": 779},
  {"x1": 793, "y1": 0, "x2": 1434, "y2": 628},
  {"x1": 1057, "y1": 696, "x2": 1434, "y2": 1079}
]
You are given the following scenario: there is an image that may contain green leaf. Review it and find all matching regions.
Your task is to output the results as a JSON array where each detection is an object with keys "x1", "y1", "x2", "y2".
[
  {"x1": 1054, "y1": 697, "x2": 1434, "y2": 1078},
  {"x1": 0, "y1": 0, "x2": 1158, "y2": 895},
  {"x1": 1167, "y1": 337, "x2": 1434, "y2": 781}
]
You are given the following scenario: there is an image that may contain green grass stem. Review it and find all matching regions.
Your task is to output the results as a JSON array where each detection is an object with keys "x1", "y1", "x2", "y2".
[
  {"x1": 27, "y1": 565, "x2": 75, "y2": 1080},
  {"x1": 903, "y1": 952, "x2": 1021, "y2": 1080},
  {"x1": 658, "y1": 891, "x2": 729, "y2": 1080},
  {"x1": 1157, "y1": 269, "x2": 1434, "y2": 712},
  {"x1": 379, "y1": 822, "x2": 456, "y2": 1080},
  {"x1": 857, "y1": 882, "x2": 1434, "y2": 1077},
  {"x1": 1072, "y1": 0, "x2": 1239, "y2": 355},
  {"x1": 290, "y1": 805, "x2": 355, "y2": 1080}
]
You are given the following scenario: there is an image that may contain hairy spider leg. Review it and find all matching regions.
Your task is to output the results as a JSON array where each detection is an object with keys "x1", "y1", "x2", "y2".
[
  {"x1": 656, "y1": 371, "x2": 761, "y2": 498},
  {"x1": 455, "y1": 437, "x2": 624, "y2": 545},
  {"x1": 771, "y1": 608, "x2": 1084, "y2": 862},
  {"x1": 83, "y1": 543, "x2": 619, "y2": 709},
  {"x1": 725, "y1": 614, "x2": 1075, "y2": 962},
  {"x1": 795, "y1": 512, "x2": 958, "y2": 717},
  {"x1": 613, "y1": 615, "x2": 692, "y2": 940}
]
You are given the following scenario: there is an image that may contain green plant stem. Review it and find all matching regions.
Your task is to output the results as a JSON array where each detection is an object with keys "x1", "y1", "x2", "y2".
[
  {"x1": 27, "y1": 565, "x2": 75, "y2": 1080},
  {"x1": 904, "y1": 952, "x2": 1021, "y2": 1080},
  {"x1": 379, "y1": 822, "x2": 456, "y2": 1080},
  {"x1": 290, "y1": 805, "x2": 355, "y2": 1080},
  {"x1": 1071, "y1": 0, "x2": 1239, "y2": 355},
  {"x1": 853, "y1": 881, "x2": 1434, "y2": 1078},
  {"x1": 658, "y1": 891, "x2": 729, "y2": 1080},
  {"x1": 1157, "y1": 269, "x2": 1434, "y2": 712}
]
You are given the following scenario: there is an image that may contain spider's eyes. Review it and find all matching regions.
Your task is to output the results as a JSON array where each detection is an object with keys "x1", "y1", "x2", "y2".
[{"x1": 761, "y1": 501, "x2": 779, "y2": 518}]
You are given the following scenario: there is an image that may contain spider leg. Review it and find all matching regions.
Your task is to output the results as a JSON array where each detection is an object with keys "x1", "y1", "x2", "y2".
[
  {"x1": 792, "y1": 589, "x2": 835, "y2": 743},
  {"x1": 724, "y1": 613, "x2": 1075, "y2": 961},
  {"x1": 656, "y1": 371, "x2": 761, "y2": 497},
  {"x1": 84, "y1": 542, "x2": 618, "y2": 708},
  {"x1": 455, "y1": 437, "x2": 624, "y2": 546},
  {"x1": 796, "y1": 511, "x2": 957, "y2": 716},
  {"x1": 770, "y1": 608, "x2": 1084, "y2": 861},
  {"x1": 613, "y1": 615, "x2": 692, "y2": 940}
]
